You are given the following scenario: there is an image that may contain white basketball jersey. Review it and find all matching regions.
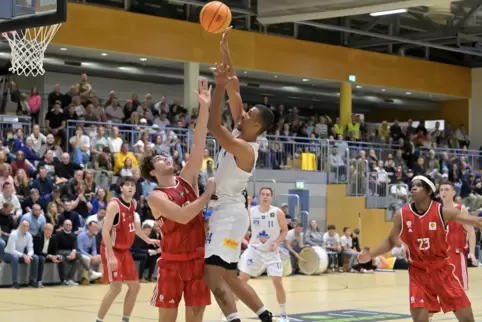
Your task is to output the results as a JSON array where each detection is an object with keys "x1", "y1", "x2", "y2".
[
  {"x1": 249, "y1": 205, "x2": 280, "y2": 252},
  {"x1": 210, "y1": 129, "x2": 258, "y2": 207}
]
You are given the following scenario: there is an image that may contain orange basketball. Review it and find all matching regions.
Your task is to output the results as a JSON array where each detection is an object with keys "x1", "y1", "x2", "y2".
[{"x1": 200, "y1": 1, "x2": 232, "y2": 34}]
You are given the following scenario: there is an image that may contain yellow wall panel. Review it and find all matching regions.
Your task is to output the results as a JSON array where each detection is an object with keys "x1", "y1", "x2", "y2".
[
  {"x1": 326, "y1": 185, "x2": 392, "y2": 249},
  {"x1": 52, "y1": 4, "x2": 471, "y2": 98}
]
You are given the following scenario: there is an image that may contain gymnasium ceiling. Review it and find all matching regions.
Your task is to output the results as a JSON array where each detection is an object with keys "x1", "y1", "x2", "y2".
[{"x1": 122, "y1": 0, "x2": 482, "y2": 67}]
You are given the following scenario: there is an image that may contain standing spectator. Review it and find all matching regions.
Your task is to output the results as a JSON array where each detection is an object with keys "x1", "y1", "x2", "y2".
[
  {"x1": 4, "y1": 220, "x2": 40, "y2": 288},
  {"x1": 130, "y1": 220, "x2": 152, "y2": 281},
  {"x1": 351, "y1": 228, "x2": 361, "y2": 252},
  {"x1": 20, "y1": 204, "x2": 45, "y2": 237},
  {"x1": 0, "y1": 201, "x2": 15, "y2": 259},
  {"x1": 105, "y1": 98, "x2": 124, "y2": 123},
  {"x1": 284, "y1": 223, "x2": 305, "y2": 274},
  {"x1": 34, "y1": 223, "x2": 62, "y2": 287},
  {"x1": 76, "y1": 220, "x2": 102, "y2": 284},
  {"x1": 55, "y1": 219, "x2": 80, "y2": 286},
  {"x1": 47, "y1": 84, "x2": 63, "y2": 108},
  {"x1": 145, "y1": 221, "x2": 161, "y2": 281},
  {"x1": 45, "y1": 102, "x2": 67, "y2": 145},
  {"x1": 28, "y1": 87, "x2": 41, "y2": 124}
]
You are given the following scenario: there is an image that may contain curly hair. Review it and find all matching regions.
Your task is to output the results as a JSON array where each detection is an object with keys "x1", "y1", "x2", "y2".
[{"x1": 140, "y1": 153, "x2": 156, "y2": 181}]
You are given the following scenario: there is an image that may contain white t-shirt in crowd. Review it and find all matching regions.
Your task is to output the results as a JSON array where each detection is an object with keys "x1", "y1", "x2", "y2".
[
  {"x1": 285, "y1": 229, "x2": 304, "y2": 248},
  {"x1": 69, "y1": 135, "x2": 91, "y2": 155},
  {"x1": 323, "y1": 232, "x2": 340, "y2": 246},
  {"x1": 340, "y1": 235, "x2": 353, "y2": 248}
]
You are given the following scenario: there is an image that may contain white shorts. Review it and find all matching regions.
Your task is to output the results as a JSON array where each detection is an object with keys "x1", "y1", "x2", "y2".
[
  {"x1": 205, "y1": 204, "x2": 249, "y2": 264},
  {"x1": 239, "y1": 246, "x2": 282, "y2": 277}
]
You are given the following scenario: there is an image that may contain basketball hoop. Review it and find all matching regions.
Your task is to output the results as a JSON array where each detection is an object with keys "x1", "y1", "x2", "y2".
[{"x1": 2, "y1": 24, "x2": 62, "y2": 77}]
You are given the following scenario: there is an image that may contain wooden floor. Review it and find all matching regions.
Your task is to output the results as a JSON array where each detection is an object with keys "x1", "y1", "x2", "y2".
[{"x1": 2, "y1": 269, "x2": 482, "y2": 322}]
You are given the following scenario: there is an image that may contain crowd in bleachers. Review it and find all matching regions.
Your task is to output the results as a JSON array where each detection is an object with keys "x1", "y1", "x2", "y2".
[{"x1": 1, "y1": 73, "x2": 482, "y2": 288}]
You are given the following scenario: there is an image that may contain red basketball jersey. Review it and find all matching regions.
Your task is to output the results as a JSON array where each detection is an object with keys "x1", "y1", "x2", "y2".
[
  {"x1": 154, "y1": 176, "x2": 205, "y2": 257},
  {"x1": 101, "y1": 197, "x2": 137, "y2": 250},
  {"x1": 447, "y1": 204, "x2": 468, "y2": 253},
  {"x1": 400, "y1": 201, "x2": 450, "y2": 264}
]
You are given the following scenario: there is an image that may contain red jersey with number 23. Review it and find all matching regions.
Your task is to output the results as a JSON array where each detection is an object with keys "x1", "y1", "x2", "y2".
[
  {"x1": 400, "y1": 201, "x2": 449, "y2": 263},
  {"x1": 447, "y1": 204, "x2": 468, "y2": 253},
  {"x1": 102, "y1": 197, "x2": 137, "y2": 250}
]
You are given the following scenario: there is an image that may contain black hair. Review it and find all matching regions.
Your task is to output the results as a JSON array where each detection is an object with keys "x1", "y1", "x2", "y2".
[
  {"x1": 259, "y1": 187, "x2": 273, "y2": 196},
  {"x1": 254, "y1": 104, "x2": 274, "y2": 134}
]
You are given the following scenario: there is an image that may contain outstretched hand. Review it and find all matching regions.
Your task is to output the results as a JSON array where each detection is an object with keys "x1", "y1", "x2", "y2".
[
  {"x1": 195, "y1": 78, "x2": 212, "y2": 107},
  {"x1": 220, "y1": 26, "x2": 233, "y2": 56},
  {"x1": 210, "y1": 63, "x2": 234, "y2": 87}
]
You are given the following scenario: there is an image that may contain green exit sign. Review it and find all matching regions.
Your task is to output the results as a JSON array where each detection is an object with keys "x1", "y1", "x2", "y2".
[{"x1": 296, "y1": 181, "x2": 305, "y2": 189}]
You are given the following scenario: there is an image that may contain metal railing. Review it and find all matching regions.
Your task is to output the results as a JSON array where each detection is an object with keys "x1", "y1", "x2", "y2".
[
  {"x1": 386, "y1": 183, "x2": 410, "y2": 221},
  {"x1": 0, "y1": 115, "x2": 32, "y2": 136},
  {"x1": 365, "y1": 171, "x2": 390, "y2": 209}
]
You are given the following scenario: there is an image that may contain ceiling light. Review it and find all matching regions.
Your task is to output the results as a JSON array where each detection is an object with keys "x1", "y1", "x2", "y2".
[
  {"x1": 356, "y1": 85, "x2": 362, "y2": 89},
  {"x1": 381, "y1": 89, "x2": 386, "y2": 92},
  {"x1": 101, "y1": 53, "x2": 108, "y2": 56},
  {"x1": 243, "y1": 71, "x2": 247, "y2": 74},
  {"x1": 60, "y1": 47, "x2": 67, "y2": 51},
  {"x1": 302, "y1": 78, "x2": 309, "y2": 82},
  {"x1": 274, "y1": 75, "x2": 278, "y2": 78},
  {"x1": 406, "y1": 92, "x2": 412, "y2": 95},
  {"x1": 140, "y1": 57, "x2": 147, "y2": 61},
  {"x1": 370, "y1": 9, "x2": 407, "y2": 17}
]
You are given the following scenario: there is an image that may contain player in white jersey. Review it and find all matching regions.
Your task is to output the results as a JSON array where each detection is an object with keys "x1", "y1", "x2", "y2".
[
  {"x1": 239, "y1": 187, "x2": 289, "y2": 321},
  {"x1": 204, "y1": 27, "x2": 275, "y2": 322}
]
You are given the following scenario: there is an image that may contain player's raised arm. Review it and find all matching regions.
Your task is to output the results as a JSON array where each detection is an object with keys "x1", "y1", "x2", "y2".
[
  {"x1": 443, "y1": 204, "x2": 482, "y2": 228},
  {"x1": 148, "y1": 178, "x2": 216, "y2": 225},
  {"x1": 180, "y1": 79, "x2": 211, "y2": 186},
  {"x1": 207, "y1": 64, "x2": 255, "y2": 162},
  {"x1": 358, "y1": 210, "x2": 402, "y2": 263},
  {"x1": 220, "y1": 26, "x2": 245, "y2": 123}
]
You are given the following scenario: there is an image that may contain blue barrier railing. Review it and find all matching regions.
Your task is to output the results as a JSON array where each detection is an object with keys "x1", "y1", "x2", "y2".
[{"x1": 0, "y1": 115, "x2": 32, "y2": 137}]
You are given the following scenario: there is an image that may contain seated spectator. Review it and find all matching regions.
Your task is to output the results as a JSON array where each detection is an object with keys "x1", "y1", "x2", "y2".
[
  {"x1": 93, "y1": 147, "x2": 114, "y2": 190},
  {"x1": 28, "y1": 124, "x2": 46, "y2": 153},
  {"x1": 201, "y1": 148, "x2": 214, "y2": 171},
  {"x1": 34, "y1": 223, "x2": 62, "y2": 287},
  {"x1": 38, "y1": 135, "x2": 63, "y2": 160},
  {"x1": 14, "y1": 169, "x2": 30, "y2": 200},
  {"x1": 37, "y1": 150, "x2": 58, "y2": 181},
  {"x1": 76, "y1": 220, "x2": 102, "y2": 284},
  {"x1": 114, "y1": 143, "x2": 138, "y2": 174},
  {"x1": 45, "y1": 201, "x2": 60, "y2": 230},
  {"x1": 130, "y1": 220, "x2": 154, "y2": 281},
  {"x1": 21, "y1": 137, "x2": 40, "y2": 164},
  {"x1": 304, "y1": 219, "x2": 324, "y2": 247},
  {"x1": 0, "y1": 201, "x2": 15, "y2": 259},
  {"x1": 87, "y1": 206, "x2": 106, "y2": 232},
  {"x1": 340, "y1": 227, "x2": 359, "y2": 272},
  {"x1": 351, "y1": 228, "x2": 361, "y2": 252},
  {"x1": 66, "y1": 169, "x2": 84, "y2": 198},
  {"x1": 39, "y1": 186, "x2": 62, "y2": 212},
  {"x1": 284, "y1": 223, "x2": 305, "y2": 274},
  {"x1": 55, "y1": 153, "x2": 82, "y2": 184},
  {"x1": 0, "y1": 163, "x2": 15, "y2": 195},
  {"x1": 90, "y1": 188, "x2": 108, "y2": 216},
  {"x1": 70, "y1": 126, "x2": 91, "y2": 165},
  {"x1": 84, "y1": 169, "x2": 96, "y2": 199},
  {"x1": 20, "y1": 204, "x2": 45, "y2": 237},
  {"x1": 119, "y1": 158, "x2": 134, "y2": 177},
  {"x1": 11, "y1": 150, "x2": 35, "y2": 178},
  {"x1": 107, "y1": 126, "x2": 123, "y2": 154},
  {"x1": 323, "y1": 224, "x2": 343, "y2": 272},
  {"x1": 58, "y1": 201, "x2": 82, "y2": 233},
  {"x1": 73, "y1": 183, "x2": 92, "y2": 219},
  {"x1": 90, "y1": 125, "x2": 108, "y2": 157},
  {"x1": 31, "y1": 166, "x2": 54, "y2": 196},
  {"x1": 21, "y1": 188, "x2": 41, "y2": 213},
  {"x1": 4, "y1": 220, "x2": 40, "y2": 288},
  {"x1": 0, "y1": 182, "x2": 22, "y2": 221},
  {"x1": 55, "y1": 219, "x2": 81, "y2": 286}
]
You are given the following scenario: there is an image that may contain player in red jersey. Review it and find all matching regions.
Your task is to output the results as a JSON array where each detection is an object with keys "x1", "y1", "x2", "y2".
[
  {"x1": 439, "y1": 181, "x2": 477, "y2": 290},
  {"x1": 96, "y1": 176, "x2": 160, "y2": 322},
  {"x1": 142, "y1": 79, "x2": 216, "y2": 322},
  {"x1": 359, "y1": 175, "x2": 482, "y2": 322}
]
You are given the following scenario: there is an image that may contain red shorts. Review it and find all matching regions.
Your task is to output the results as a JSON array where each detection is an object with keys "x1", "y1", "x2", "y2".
[
  {"x1": 150, "y1": 257, "x2": 211, "y2": 308},
  {"x1": 449, "y1": 251, "x2": 469, "y2": 290},
  {"x1": 101, "y1": 247, "x2": 138, "y2": 283},
  {"x1": 409, "y1": 263, "x2": 471, "y2": 313}
]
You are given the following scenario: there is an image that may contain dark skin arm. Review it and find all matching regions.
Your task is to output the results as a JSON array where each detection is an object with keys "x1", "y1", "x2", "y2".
[{"x1": 207, "y1": 64, "x2": 255, "y2": 172}]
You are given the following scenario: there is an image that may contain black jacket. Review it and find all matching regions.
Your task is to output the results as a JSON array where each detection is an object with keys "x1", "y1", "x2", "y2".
[{"x1": 33, "y1": 232, "x2": 58, "y2": 256}]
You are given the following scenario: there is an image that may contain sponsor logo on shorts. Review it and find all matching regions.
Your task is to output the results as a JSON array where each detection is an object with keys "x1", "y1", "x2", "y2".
[
  {"x1": 169, "y1": 299, "x2": 175, "y2": 304},
  {"x1": 223, "y1": 238, "x2": 239, "y2": 249},
  {"x1": 159, "y1": 295, "x2": 164, "y2": 302}
]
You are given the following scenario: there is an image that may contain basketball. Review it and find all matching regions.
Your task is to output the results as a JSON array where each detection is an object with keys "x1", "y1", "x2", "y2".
[{"x1": 200, "y1": 1, "x2": 232, "y2": 34}]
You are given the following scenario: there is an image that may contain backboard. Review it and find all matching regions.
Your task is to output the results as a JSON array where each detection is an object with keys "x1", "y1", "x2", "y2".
[{"x1": 0, "y1": 0, "x2": 66, "y2": 33}]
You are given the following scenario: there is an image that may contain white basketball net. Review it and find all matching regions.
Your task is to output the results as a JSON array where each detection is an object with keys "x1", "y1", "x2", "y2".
[{"x1": 2, "y1": 24, "x2": 62, "y2": 77}]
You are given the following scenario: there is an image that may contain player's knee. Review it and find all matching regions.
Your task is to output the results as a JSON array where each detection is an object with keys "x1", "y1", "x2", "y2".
[
  {"x1": 271, "y1": 276, "x2": 283, "y2": 288},
  {"x1": 109, "y1": 282, "x2": 123, "y2": 295},
  {"x1": 238, "y1": 272, "x2": 250, "y2": 282},
  {"x1": 127, "y1": 280, "x2": 141, "y2": 293}
]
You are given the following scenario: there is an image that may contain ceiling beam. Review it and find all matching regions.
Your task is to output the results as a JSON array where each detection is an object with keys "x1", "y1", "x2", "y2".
[
  {"x1": 456, "y1": 0, "x2": 482, "y2": 27},
  {"x1": 298, "y1": 21, "x2": 482, "y2": 57}
]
